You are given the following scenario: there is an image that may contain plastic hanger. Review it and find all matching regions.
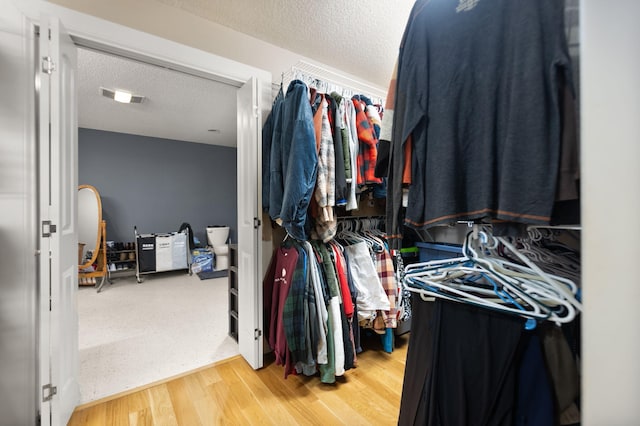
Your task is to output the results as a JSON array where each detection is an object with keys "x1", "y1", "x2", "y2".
[
  {"x1": 404, "y1": 228, "x2": 578, "y2": 325},
  {"x1": 405, "y1": 232, "x2": 549, "y2": 320}
]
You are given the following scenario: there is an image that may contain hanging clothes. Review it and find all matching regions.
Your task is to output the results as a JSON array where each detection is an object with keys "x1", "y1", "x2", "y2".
[
  {"x1": 312, "y1": 241, "x2": 346, "y2": 376},
  {"x1": 268, "y1": 79, "x2": 318, "y2": 240},
  {"x1": 312, "y1": 98, "x2": 337, "y2": 242},
  {"x1": 399, "y1": 298, "x2": 525, "y2": 426},
  {"x1": 344, "y1": 241, "x2": 391, "y2": 325},
  {"x1": 352, "y1": 96, "x2": 382, "y2": 186},
  {"x1": 302, "y1": 241, "x2": 329, "y2": 366},
  {"x1": 282, "y1": 245, "x2": 309, "y2": 368},
  {"x1": 374, "y1": 243, "x2": 398, "y2": 329},
  {"x1": 265, "y1": 245, "x2": 299, "y2": 377},
  {"x1": 265, "y1": 77, "x2": 387, "y2": 237},
  {"x1": 262, "y1": 87, "x2": 283, "y2": 213},
  {"x1": 331, "y1": 94, "x2": 353, "y2": 193},
  {"x1": 327, "y1": 94, "x2": 349, "y2": 206},
  {"x1": 400, "y1": 226, "x2": 582, "y2": 424},
  {"x1": 386, "y1": 0, "x2": 576, "y2": 249},
  {"x1": 344, "y1": 99, "x2": 360, "y2": 211}
]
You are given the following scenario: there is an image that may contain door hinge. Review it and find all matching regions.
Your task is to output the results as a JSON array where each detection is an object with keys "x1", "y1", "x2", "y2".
[
  {"x1": 41, "y1": 56, "x2": 55, "y2": 74},
  {"x1": 253, "y1": 105, "x2": 259, "y2": 118},
  {"x1": 253, "y1": 217, "x2": 261, "y2": 229},
  {"x1": 254, "y1": 329, "x2": 262, "y2": 340},
  {"x1": 42, "y1": 384, "x2": 57, "y2": 402},
  {"x1": 42, "y1": 220, "x2": 57, "y2": 237}
]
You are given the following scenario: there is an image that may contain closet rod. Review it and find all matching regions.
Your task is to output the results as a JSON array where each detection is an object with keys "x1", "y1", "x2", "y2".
[
  {"x1": 280, "y1": 60, "x2": 386, "y2": 106},
  {"x1": 454, "y1": 221, "x2": 581, "y2": 232},
  {"x1": 337, "y1": 215, "x2": 385, "y2": 220},
  {"x1": 527, "y1": 225, "x2": 582, "y2": 231},
  {"x1": 292, "y1": 60, "x2": 385, "y2": 98}
]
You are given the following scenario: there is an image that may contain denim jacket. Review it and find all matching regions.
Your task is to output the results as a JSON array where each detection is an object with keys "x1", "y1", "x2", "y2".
[
  {"x1": 269, "y1": 80, "x2": 318, "y2": 240},
  {"x1": 262, "y1": 88, "x2": 284, "y2": 212}
]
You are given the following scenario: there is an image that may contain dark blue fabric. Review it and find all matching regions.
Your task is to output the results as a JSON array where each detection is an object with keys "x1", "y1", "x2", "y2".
[
  {"x1": 262, "y1": 88, "x2": 283, "y2": 212},
  {"x1": 408, "y1": 300, "x2": 524, "y2": 426},
  {"x1": 516, "y1": 333, "x2": 556, "y2": 426},
  {"x1": 387, "y1": 0, "x2": 573, "y2": 246},
  {"x1": 269, "y1": 80, "x2": 318, "y2": 240}
]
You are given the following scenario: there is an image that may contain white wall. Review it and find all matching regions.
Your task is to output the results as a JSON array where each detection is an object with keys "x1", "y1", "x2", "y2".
[
  {"x1": 581, "y1": 1, "x2": 640, "y2": 423},
  {"x1": 45, "y1": 0, "x2": 384, "y2": 93},
  {"x1": 0, "y1": 3, "x2": 38, "y2": 425}
]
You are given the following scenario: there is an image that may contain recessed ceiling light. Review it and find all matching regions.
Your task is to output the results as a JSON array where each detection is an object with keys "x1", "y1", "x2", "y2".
[
  {"x1": 114, "y1": 90, "x2": 132, "y2": 103},
  {"x1": 100, "y1": 87, "x2": 145, "y2": 104}
]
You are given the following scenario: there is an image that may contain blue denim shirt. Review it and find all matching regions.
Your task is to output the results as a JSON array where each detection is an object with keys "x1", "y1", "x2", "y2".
[{"x1": 269, "y1": 80, "x2": 318, "y2": 240}]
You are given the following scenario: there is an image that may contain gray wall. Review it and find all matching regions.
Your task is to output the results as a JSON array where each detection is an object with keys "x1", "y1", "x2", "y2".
[{"x1": 78, "y1": 128, "x2": 237, "y2": 245}]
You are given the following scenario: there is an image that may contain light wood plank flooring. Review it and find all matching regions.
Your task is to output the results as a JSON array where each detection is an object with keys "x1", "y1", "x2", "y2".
[{"x1": 68, "y1": 333, "x2": 409, "y2": 425}]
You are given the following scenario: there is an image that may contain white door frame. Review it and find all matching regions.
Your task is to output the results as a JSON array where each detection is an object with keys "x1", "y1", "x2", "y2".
[
  {"x1": 38, "y1": 15, "x2": 81, "y2": 426},
  {"x1": 236, "y1": 77, "x2": 264, "y2": 369},
  {"x1": 15, "y1": 0, "x2": 269, "y2": 415}
]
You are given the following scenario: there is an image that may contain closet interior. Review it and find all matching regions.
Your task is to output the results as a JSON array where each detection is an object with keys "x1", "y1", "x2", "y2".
[
  {"x1": 262, "y1": 65, "x2": 408, "y2": 382},
  {"x1": 390, "y1": 1, "x2": 582, "y2": 425},
  {"x1": 261, "y1": 0, "x2": 582, "y2": 424}
]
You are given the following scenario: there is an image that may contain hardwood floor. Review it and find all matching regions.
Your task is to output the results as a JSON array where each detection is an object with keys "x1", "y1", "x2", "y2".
[{"x1": 68, "y1": 333, "x2": 409, "y2": 425}]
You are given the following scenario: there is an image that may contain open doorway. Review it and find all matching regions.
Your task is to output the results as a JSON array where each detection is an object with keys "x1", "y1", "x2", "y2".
[
  {"x1": 75, "y1": 46, "x2": 244, "y2": 403},
  {"x1": 4, "y1": 2, "x2": 266, "y2": 422}
]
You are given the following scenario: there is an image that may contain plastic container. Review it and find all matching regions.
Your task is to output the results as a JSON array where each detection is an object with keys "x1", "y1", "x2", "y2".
[{"x1": 416, "y1": 242, "x2": 463, "y2": 262}]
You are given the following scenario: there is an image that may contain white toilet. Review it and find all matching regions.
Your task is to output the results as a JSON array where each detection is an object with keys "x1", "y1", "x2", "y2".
[{"x1": 206, "y1": 226, "x2": 230, "y2": 270}]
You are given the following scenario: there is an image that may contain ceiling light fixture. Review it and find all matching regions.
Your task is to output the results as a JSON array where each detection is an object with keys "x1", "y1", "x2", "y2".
[
  {"x1": 114, "y1": 90, "x2": 132, "y2": 103},
  {"x1": 100, "y1": 87, "x2": 145, "y2": 104}
]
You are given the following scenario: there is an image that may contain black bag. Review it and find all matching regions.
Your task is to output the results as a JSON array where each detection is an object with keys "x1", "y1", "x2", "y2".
[{"x1": 178, "y1": 222, "x2": 196, "y2": 250}]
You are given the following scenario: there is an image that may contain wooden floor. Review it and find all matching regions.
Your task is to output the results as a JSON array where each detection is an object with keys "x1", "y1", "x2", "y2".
[{"x1": 68, "y1": 333, "x2": 409, "y2": 425}]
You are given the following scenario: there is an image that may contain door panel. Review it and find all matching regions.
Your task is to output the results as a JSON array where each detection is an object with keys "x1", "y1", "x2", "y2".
[
  {"x1": 236, "y1": 77, "x2": 263, "y2": 369},
  {"x1": 39, "y1": 15, "x2": 79, "y2": 426}
]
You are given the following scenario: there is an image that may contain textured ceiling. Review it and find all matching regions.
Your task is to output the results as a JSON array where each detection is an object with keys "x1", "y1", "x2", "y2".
[
  {"x1": 77, "y1": 47, "x2": 238, "y2": 146},
  {"x1": 155, "y1": 0, "x2": 415, "y2": 88},
  {"x1": 77, "y1": 1, "x2": 415, "y2": 147}
]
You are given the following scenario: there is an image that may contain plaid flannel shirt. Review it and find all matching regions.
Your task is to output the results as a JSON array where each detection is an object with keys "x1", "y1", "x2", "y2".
[
  {"x1": 375, "y1": 245, "x2": 398, "y2": 329},
  {"x1": 282, "y1": 246, "x2": 308, "y2": 365},
  {"x1": 353, "y1": 98, "x2": 382, "y2": 185}
]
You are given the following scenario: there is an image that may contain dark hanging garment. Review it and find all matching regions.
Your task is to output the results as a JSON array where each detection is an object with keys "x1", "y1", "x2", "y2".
[
  {"x1": 262, "y1": 88, "x2": 283, "y2": 212},
  {"x1": 515, "y1": 333, "x2": 555, "y2": 426},
  {"x1": 268, "y1": 80, "x2": 317, "y2": 240},
  {"x1": 387, "y1": 0, "x2": 574, "y2": 248},
  {"x1": 327, "y1": 95, "x2": 348, "y2": 205},
  {"x1": 268, "y1": 245, "x2": 299, "y2": 367},
  {"x1": 262, "y1": 249, "x2": 278, "y2": 343},
  {"x1": 283, "y1": 246, "x2": 308, "y2": 366},
  {"x1": 398, "y1": 294, "x2": 437, "y2": 425},
  {"x1": 399, "y1": 299, "x2": 525, "y2": 426}
]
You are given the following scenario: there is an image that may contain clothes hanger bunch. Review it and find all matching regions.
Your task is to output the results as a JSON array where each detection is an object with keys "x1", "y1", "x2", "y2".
[
  {"x1": 403, "y1": 226, "x2": 582, "y2": 328},
  {"x1": 335, "y1": 217, "x2": 387, "y2": 252}
]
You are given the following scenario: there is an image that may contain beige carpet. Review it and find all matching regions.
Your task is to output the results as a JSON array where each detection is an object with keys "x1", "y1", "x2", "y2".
[{"x1": 77, "y1": 270, "x2": 239, "y2": 404}]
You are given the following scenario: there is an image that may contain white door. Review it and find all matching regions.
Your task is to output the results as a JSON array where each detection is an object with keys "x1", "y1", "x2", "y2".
[
  {"x1": 38, "y1": 15, "x2": 80, "y2": 426},
  {"x1": 236, "y1": 77, "x2": 264, "y2": 369}
]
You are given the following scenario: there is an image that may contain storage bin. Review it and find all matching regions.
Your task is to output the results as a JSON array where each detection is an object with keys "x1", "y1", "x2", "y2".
[
  {"x1": 416, "y1": 242, "x2": 463, "y2": 262},
  {"x1": 136, "y1": 235, "x2": 156, "y2": 273}
]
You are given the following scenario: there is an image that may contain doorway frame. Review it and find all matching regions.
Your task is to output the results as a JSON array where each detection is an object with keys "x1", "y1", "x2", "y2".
[{"x1": 16, "y1": 0, "x2": 270, "y2": 412}]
